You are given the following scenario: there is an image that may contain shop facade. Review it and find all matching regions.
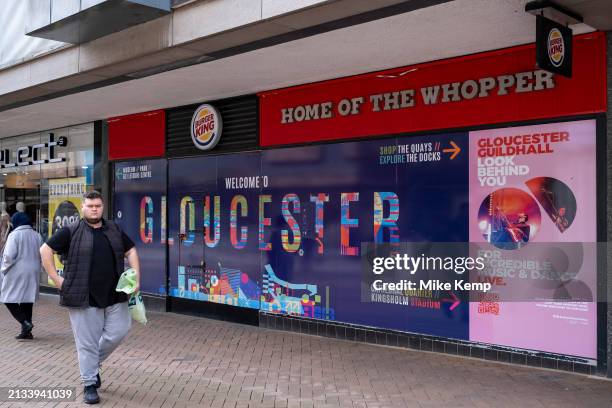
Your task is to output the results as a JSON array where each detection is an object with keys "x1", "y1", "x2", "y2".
[
  {"x1": 0, "y1": 122, "x2": 99, "y2": 288},
  {"x1": 108, "y1": 32, "x2": 607, "y2": 374}
]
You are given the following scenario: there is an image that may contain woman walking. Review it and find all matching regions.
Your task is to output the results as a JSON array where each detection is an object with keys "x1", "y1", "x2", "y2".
[
  {"x1": 1, "y1": 212, "x2": 42, "y2": 339},
  {"x1": 0, "y1": 202, "x2": 12, "y2": 290}
]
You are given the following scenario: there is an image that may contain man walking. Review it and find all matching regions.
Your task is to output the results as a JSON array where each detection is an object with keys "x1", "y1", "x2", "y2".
[{"x1": 40, "y1": 190, "x2": 140, "y2": 404}]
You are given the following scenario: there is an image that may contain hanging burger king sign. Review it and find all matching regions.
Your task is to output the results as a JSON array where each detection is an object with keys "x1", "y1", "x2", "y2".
[
  {"x1": 190, "y1": 104, "x2": 222, "y2": 151},
  {"x1": 547, "y1": 28, "x2": 564, "y2": 67},
  {"x1": 535, "y1": 16, "x2": 572, "y2": 78}
]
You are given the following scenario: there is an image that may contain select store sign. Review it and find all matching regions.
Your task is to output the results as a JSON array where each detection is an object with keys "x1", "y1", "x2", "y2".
[
  {"x1": 259, "y1": 33, "x2": 605, "y2": 147},
  {"x1": 1, "y1": 133, "x2": 67, "y2": 168}
]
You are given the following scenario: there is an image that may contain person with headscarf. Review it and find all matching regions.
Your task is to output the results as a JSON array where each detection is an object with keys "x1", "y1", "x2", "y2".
[{"x1": 0, "y1": 212, "x2": 42, "y2": 339}]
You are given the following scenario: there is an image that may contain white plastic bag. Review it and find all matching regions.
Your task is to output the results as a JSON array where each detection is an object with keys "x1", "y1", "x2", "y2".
[
  {"x1": 116, "y1": 268, "x2": 147, "y2": 325},
  {"x1": 128, "y1": 292, "x2": 147, "y2": 325},
  {"x1": 116, "y1": 268, "x2": 138, "y2": 294}
]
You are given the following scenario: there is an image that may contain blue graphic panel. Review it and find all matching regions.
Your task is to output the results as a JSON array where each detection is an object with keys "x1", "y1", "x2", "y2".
[
  {"x1": 165, "y1": 133, "x2": 469, "y2": 339},
  {"x1": 168, "y1": 153, "x2": 262, "y2": 309},
  {"x1": 260, "y1": 134, "x2": 469, "y2": 339},
  {"x1": 113, "y1": 159, "x2": 167, "y2": 295}
]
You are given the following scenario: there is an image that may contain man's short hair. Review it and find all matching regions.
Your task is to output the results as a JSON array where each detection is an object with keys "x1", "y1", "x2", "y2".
[{"x1": 83, "y1": 190, "x2": 103, "y2": 201}]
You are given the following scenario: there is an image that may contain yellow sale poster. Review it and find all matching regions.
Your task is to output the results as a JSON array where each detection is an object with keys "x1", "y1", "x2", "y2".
[{"x1": 47, "y1": 177, "x2": 86, "y2": 286}]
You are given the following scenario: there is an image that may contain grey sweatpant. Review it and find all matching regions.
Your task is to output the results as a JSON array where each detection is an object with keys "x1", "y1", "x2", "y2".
[{"x1": 68, "y1": 302, "x2": 131, "y2": 386}]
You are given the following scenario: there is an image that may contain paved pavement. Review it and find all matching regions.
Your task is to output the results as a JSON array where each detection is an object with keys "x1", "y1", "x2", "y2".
[{"x1": 0, "y1": 294, "x2": 611, "y2": 408}]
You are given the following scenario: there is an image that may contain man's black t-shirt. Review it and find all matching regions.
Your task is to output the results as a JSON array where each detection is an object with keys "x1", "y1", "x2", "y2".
[{"x1": 46, "y1": 225, "x2": 135, "y2": 308}]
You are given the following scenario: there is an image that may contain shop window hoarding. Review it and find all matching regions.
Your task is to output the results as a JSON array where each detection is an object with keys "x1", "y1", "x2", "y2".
[{"x1": 115, "y1": 118, "x2": 596, "y2": 360}]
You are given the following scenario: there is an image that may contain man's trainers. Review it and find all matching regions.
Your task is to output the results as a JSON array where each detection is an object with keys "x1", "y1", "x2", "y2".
[
  {"x1": 15, "y1": 332, "x2": 33, "y2": 340},
  {"x1": 83, "y1": 385, "x2": 100, "y2": 404},
  {"x1": 94, "y1": 374, "x2": 101, "y2": 389}
]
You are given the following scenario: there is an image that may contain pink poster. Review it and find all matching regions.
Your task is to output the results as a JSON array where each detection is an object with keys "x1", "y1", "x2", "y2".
[{"x1": 468, "y1": 119, "x2": 597, "y2": 360}]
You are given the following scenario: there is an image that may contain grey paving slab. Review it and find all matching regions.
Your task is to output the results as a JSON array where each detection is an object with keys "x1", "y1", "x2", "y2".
[{"x1": 0, "y1": 294, "x2": 610, "y2": 407}]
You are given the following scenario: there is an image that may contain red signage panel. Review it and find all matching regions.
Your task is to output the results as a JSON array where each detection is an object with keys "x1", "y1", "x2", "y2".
[
  {"x1": 108, "y1": 110, "x2": 165, "y2": 160},
  {"x1": 259, "y1": 33, "x2": 606, "y2": 147}
]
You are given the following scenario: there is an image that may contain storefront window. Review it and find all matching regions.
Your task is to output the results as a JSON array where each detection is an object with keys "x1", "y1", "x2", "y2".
[{"x1": 0, "y1": 123, "x2": 94, "y2": 287}]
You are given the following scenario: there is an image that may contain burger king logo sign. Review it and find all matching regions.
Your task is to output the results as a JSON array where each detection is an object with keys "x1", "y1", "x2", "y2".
[
  {"x1": 547, "y1": 28, "x2": 564, "y2": 67},
  {"x1": 191, "y1": 104, "x2": 222, "y2": 151},
  {"x1": 535, "y1": 16, "x2": 572, "y2": 78}
]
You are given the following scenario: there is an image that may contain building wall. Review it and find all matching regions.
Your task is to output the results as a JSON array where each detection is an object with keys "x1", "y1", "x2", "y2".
[
  {"x1": 0, "y1": 0, "x2": 408, "y2": 112},
  {"x1": 606, "y1": 30, "x2": 612, "y2": 377},
  {"x1": 0, "y1": 0, "x2": 66, "y2": 69}
]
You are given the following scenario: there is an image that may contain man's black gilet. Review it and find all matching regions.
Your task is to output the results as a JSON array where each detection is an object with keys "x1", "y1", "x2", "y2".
[{"x1": 59, "y1": 219, "x2": 126, "y2": 307}]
